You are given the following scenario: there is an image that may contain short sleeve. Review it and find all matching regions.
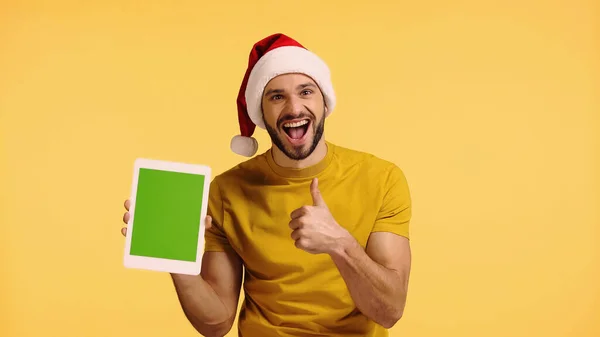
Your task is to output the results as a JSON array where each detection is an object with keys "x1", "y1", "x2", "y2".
[
  {"x1": 204, "y1": 177, "x2": 235, "y2": 252},
  {"x1": 371, "y1": 165, "x2": 412, "y2": 239}
]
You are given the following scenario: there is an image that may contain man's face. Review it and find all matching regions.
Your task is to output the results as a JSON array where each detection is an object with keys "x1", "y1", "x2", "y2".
[{"x1": 261, "y1": 73, "x2": 327, "y2": 161}]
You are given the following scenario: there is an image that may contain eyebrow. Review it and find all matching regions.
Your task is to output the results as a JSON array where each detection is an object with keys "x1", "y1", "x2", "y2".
[{"x1": 263, "y1": 82, "x2": 317, "y2": 97}]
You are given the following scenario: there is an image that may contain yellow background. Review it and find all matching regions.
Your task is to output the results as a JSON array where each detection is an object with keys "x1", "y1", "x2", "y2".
[{"x1": 1, "y1": 0, "x2": 598, "y2": 336}]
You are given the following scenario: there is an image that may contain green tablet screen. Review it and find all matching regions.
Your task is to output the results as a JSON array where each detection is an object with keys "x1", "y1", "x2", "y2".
[{"x1": 129, "y1": 168, "x2": 205, "y2": 262}]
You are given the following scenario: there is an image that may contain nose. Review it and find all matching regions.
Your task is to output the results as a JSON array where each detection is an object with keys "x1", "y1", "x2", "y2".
[{"x1": 284, "y1": 95, "x2": 305, "y2": 116}]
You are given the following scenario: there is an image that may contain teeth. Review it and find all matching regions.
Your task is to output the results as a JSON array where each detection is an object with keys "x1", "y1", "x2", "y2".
[{"x1": 283, "y1": 120, "x2": 309, "y2": 128}]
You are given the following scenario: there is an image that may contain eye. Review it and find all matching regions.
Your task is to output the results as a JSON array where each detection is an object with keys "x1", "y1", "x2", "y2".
[
  {"x1": 301, "y1": 89, "x2": 313, "y2": 95},
  {"x1": 271, "y1": 94, "x2": 283, "y2": 101}
]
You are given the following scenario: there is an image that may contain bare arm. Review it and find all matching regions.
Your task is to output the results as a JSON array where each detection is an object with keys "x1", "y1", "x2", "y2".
[
  {"x1": 171, "y1": 246, "x2": 243, "y2": 337},
  {"x1": 122, "y1": 201, "x2": 242, "y2": 337},
  {"x1": 329, "y1": 232, "x2": 411, "y2": 328}
]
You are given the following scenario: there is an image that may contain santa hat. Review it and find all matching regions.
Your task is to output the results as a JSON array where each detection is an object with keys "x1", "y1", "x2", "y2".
[{"x1": 230, "y1": 33, "x2": 336, "y2": 157}]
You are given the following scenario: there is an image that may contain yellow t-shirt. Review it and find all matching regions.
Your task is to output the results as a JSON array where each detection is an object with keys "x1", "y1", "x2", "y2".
[{"x1": 204, "y1": 141, "x2": 411, "y2": 337}]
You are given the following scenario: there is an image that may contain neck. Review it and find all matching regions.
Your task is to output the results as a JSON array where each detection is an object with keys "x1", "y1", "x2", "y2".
[{"x1": 271, "y1": 139, "x2": 328, "y2": 169}]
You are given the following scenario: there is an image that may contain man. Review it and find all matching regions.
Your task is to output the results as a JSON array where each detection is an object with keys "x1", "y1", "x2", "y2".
[{"x1": 121, "y1": 33, "x2": 412, "y2": 337}]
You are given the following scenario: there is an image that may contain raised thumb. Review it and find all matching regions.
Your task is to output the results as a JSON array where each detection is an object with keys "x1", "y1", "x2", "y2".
[{"x1": 310, "y1": 178, "x2": 326, "y2": 207}]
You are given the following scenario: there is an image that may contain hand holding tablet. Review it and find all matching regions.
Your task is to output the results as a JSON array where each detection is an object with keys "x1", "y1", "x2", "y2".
[{"x1": 122, "y1": 158, "x2": 211, "y2": 275}]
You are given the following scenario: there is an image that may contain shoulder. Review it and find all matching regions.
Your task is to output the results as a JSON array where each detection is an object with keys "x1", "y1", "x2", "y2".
[
  {"x1": 210, "y1": 151, "x2": 270, "y2": 189},
  {"x1": 330, "y1": 142, "x2": 405, "y2": 181}
]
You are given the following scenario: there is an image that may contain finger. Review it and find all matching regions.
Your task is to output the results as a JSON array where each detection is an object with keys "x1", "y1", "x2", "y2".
[
  {"x1": 124, "y1": 199, "x2": 130, "y2": 211},
  {"x1": 205, "y1": 215, "x2": 213, "y2": 230},
  {"x1": 121, "y1": 227, "x2": 127, "y2": 236},
  {"x1": 290, "y1": 229, "x2": 301, "y2": 241},
  {"x1": 290, "y1": 206, "x2": 310, "y2": 219},
  {"x1": 123, "y1": 212, "x2": 130, "y2": 224},
  {"x1": 310, "y1": 178, "x2": 326, "y2": 207},
  {"x1": 294, "y1": 238, "x2": 308, "y2": 250},
  {"x1": 289, "y1": 218, "x2": 302, "y2": 230}
]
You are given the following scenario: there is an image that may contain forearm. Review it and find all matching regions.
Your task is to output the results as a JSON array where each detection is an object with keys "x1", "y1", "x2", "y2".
[
  {"x1": 329, "y1": 238, "x2": 408, "y2": 328},
  {"x1": 170, "y1": 274, "x2": 235, "y2": 337}
]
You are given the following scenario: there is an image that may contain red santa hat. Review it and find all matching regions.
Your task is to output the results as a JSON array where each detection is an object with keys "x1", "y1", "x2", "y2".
[{"x1": 230, "y1": 33, "x2": 336, "y2": 157}]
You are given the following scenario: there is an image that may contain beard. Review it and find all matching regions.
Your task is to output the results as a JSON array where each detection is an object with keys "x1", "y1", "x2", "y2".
[{"x1": 264, "y1": 109, "x2": 325, "y2": 161}]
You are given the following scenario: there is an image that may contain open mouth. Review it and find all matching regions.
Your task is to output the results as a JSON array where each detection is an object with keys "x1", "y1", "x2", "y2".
[{"x1": 282, "y1": 119, "x2": 310, "y2": 141}]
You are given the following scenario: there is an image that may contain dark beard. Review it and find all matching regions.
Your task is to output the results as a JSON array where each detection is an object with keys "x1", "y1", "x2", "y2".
[{"x1": 265, "y1": 114, "x2": 325, "y2": 161}]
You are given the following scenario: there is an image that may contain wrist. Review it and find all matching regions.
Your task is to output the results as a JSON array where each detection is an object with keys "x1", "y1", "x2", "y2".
[{"x1": 329, "y1": 228, "x2": 361, "y2": 258}]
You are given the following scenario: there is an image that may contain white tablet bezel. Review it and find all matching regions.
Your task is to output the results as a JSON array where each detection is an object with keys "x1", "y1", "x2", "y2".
[{"x1": 123, "y1": 158, "x2": 211, "y2": 275}]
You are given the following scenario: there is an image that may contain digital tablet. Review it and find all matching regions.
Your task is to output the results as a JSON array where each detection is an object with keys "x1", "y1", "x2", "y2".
[{"x1": 123, "y1": 158, "x2": 211, "y2": 275}]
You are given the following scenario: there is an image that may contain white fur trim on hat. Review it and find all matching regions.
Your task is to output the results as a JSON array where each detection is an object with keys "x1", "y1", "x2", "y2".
[
  {"x1": 244, "y1": 46, "x2": 336, "y2": 129},
  {"x1": 230, "y1": 135, "x2": 259, "y2": 157}
]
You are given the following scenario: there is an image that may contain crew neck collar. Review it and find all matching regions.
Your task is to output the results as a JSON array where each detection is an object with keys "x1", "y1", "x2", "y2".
[{"x1": 266, "y1": 141, "x2": 335, "y2": 179}]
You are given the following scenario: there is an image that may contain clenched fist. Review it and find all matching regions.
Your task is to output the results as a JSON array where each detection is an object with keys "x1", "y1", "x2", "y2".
[{"x1": 289, "y1": 178, "x2": 352, "y2": 255}]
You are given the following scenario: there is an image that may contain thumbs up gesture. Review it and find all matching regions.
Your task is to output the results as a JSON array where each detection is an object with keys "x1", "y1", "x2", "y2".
[{"x1": 289, "y1": 178, "x2": 352, "y2": 255}]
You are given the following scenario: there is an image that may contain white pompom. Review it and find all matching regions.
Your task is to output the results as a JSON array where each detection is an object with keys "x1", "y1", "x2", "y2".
[{"x1": 230, "y1": 135, "x2": 258, "y2": 157}]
